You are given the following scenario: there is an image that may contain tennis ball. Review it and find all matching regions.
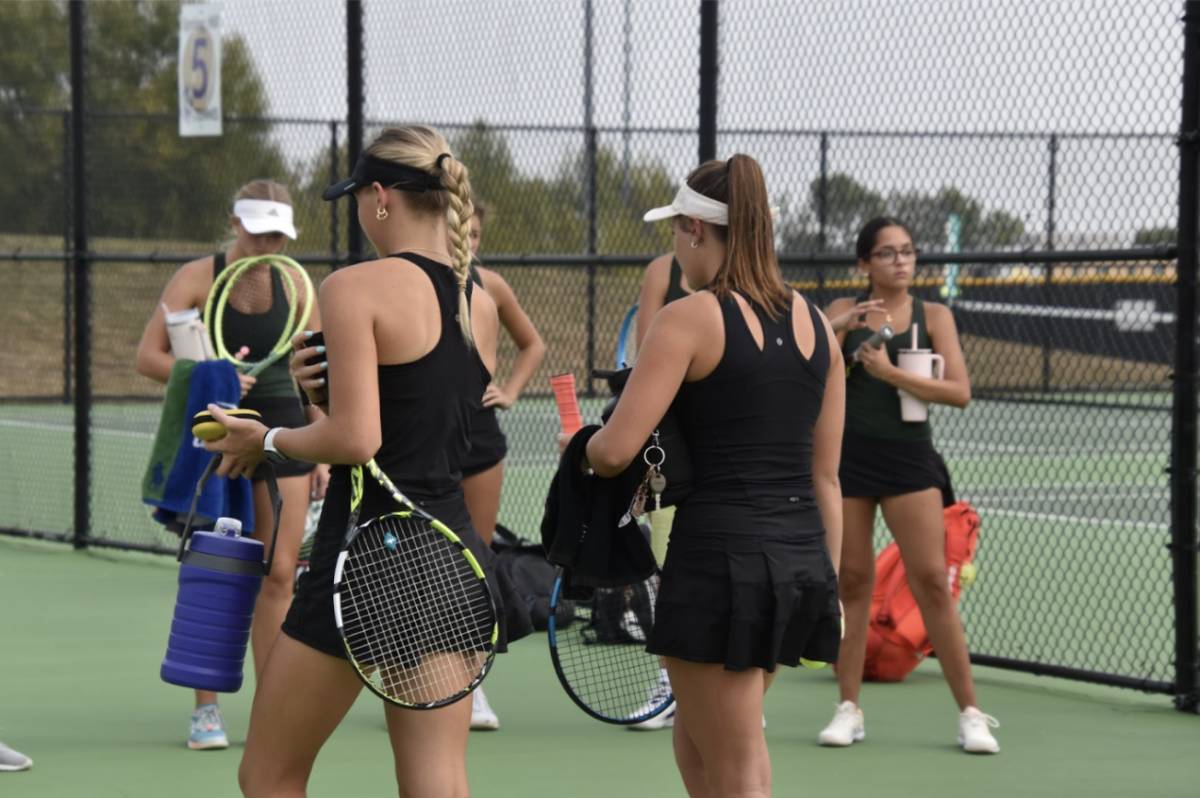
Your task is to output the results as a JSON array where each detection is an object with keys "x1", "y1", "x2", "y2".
[
  {"x1": 191, "y1": 408, "x2": 262, "y2": 441},
  {"x1": 801, "y1": 658, "x2": 828, "y2": 669},
  {"x1": 939, "y1": 285, "x2": 950, "y2": 298},
  {"x1": 959, "y1": 562, "x2": 978, "y2": 588}
]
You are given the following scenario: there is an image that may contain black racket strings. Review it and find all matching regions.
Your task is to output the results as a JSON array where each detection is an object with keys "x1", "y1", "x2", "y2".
[{"x1": 555, "y1": 577, "x2": 669, "y2": 721}]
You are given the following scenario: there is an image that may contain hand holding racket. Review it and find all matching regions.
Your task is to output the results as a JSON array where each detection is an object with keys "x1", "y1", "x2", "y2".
[
  {"x1": 205, "y1": 255, "x2": 314, "y2": 379},
  {"x1": 335, "y1": 460, "x2": 498, "y2": 708}
]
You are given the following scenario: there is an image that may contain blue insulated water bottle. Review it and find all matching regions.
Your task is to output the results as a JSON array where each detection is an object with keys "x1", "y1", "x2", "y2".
[
  {"x1": 161, "y1": 457, "x2": 282, "y2": 694},
  {"x1": 160, "y1": 517, "x2": 264, "y2": 693}
]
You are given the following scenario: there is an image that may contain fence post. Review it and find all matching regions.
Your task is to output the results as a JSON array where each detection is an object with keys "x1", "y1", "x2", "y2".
[
  {"x1": 1170, "y1": 0, "x2": 1200, "y2": 714},
  {"x1": 61, "y1": 110, "x2": 73, "y2": 404},
  {"x1": 346, "y1": 0, "x2": 364, "y2": 268},
  {"x1": 1043, "y1": 133, "x2": 1058, "y2": 392},
  {"x1": 818, "y1": 132, "x2": 829, "y2": 254},
  {"x1": 69, "y1": 0, "x2": 90, "y2": 550},
  {"x1": 583, "y1": 0, "x2": 597, "y2": 396},
  {"x1": 329, "y1": 120, "x2": 340, "y2": 261},
  {"x1": 698, "y1": 0, "x2": 718, "y2": 165}
]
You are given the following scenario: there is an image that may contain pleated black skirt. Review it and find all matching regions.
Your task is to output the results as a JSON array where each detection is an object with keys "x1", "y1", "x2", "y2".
[{"x1": 646, "y1": 504, "x2": 841, "y2": 672}]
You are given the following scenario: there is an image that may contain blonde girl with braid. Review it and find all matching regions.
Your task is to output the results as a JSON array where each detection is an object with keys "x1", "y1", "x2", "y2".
[{"x1": 207, "y1": 125, "x2": 533, "y2": 798}]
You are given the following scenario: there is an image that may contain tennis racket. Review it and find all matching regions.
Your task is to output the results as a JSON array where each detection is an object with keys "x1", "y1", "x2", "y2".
[
  {"x1": 546, "y1": 379, "x2": 673, "y2": 723},
  {"x1": 205, "y1": 254, "x2": 314, "y2": 377},
  {"x1": 550, "y1": 373, "x2": 583, "y2": 435},
  {"x1": 334, "y1": 459, "x2": 498, "y2": 708},
  {"x1": 615, "y1": 303, "x2": 639, "y2": 368},
  {"x1": 548, "y1": 568, "x2": 670, "y2": 724}
]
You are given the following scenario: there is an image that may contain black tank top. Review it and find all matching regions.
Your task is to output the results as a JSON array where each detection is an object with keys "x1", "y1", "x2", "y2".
[
  {"x1": 842, "y1": 295, "x2": 933, "y2": 442},
  {"x1": 369, "y1": 254, "x2": 491, "y2": 504},
  {"x1": 673, "y1": 291, "x2": 830, "y2": 519},
  {"x1": 210, "y1": 253, "x2": 296, "y2": 399}
]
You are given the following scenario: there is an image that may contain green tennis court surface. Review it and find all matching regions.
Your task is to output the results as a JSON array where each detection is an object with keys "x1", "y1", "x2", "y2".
[
  {"x1": 0, "y1": 393, "x2": 1178, "y2": 686},
  {"x1": 0, "y1": 536, "x2": 1193, "y2": 798}
]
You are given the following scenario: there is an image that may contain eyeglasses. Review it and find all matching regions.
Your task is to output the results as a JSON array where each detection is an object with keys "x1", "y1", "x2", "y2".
[{"x1": 869, "y1": 247, "x2": 920, "y2": 265}]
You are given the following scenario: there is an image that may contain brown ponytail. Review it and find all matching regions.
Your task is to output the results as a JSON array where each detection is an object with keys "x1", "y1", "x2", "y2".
[{"x1": 687, "y1": 154, "x2": 789, "y2": 318}]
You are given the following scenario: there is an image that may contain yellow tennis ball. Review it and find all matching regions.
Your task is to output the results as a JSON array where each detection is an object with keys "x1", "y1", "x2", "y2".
[
  {"x1": 191, "y1": 408, "x2": 262, "y2": 441},
  {"x1": 939, "y1": 285, "x2": 950, "y2": 298},
  {"x1": 959, "y1": 562, "x2": 978, "y2": 587},
  {"x1": 801, "y1": 658, "x2": 828, "y2": 669}
]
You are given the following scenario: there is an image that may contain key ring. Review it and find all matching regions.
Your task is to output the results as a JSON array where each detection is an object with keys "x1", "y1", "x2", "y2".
[{"x1": 644, "y1": 443, "x2": 666, "y2": 468}]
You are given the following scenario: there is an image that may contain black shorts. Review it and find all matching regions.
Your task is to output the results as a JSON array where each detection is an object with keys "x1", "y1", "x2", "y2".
[
  {"x1": 462, "y1": 406, "x2": 508, "y2": 477},
  {"x1": 839, "y1": 430, "x2": 948, "y2": 498},
  {"x1": 240, "y1": 396, "x2": 316, "y2": 481}
]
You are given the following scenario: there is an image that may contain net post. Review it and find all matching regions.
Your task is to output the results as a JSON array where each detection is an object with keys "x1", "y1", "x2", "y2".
[{"x1": 1170, "y1": 0, "x2": 1200, "y2": 715}]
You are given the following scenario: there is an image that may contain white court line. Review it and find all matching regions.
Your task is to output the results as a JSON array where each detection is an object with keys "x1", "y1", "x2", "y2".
[
  {"x1": 976, "y1": 506, "x2": 1167, "y2": 531},
  {"x1": 0, "y1": 419, "x2": 154, "y2": 441}
]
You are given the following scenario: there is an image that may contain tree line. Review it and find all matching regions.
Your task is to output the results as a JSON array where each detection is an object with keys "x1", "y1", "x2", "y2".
[{"x1": 2, "y1": 0, "x2": 1086, "y2": 259}]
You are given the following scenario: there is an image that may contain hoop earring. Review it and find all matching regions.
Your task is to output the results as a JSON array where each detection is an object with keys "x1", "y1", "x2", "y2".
[
  {"x1": 690, "y1": 240, "x2": 699, "y2": 249},
  {"x1": 376, "y1": 207, "x2": 389, "y2": 221}
]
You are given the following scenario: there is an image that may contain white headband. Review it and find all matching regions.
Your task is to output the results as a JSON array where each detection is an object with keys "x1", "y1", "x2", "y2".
[
  {"x1": 233, "y1": 199, "x2": 297, "y2": 240},
  {"x1": 643, "y1": 183, "x2": 779, "y2": 225}
]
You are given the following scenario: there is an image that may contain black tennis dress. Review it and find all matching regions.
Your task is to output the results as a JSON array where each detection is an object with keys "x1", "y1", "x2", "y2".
[
  {"x1": 460, "y1": 263, "x2": 508, "y2": 477},
  {"x1": 211, "y1": 252, "x2": 315, "y2": 481},
  {"x1": 839, "y1": 296, "x2": 949, "y2": 498},
  {"x1": 645, "y1": 291, "x2": 842, "y2": 671},
  {"x1": 281, "y1": 254, "x2": 533, "y2": 659}
]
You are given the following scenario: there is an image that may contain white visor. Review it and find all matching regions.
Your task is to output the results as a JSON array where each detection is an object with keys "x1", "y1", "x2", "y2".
[
  {"x1": 233, "y1": 199, "x2": 297, "y2": 240},
  {"x1": 643, "y1": 183, "x2": 779, "y2": 225}
]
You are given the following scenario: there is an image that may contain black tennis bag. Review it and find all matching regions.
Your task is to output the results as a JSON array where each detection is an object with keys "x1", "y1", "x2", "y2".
[
  {"x1": 490, "y1": 524, "x2": 574, "y2": 631},
  {"x1": 592, "y1": 366, "x2": 694, "y2": 509}
]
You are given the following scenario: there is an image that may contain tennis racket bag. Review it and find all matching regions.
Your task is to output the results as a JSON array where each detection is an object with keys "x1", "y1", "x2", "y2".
[{"x1": 862, "y1": 499, "x2": 980, "y2": 682}]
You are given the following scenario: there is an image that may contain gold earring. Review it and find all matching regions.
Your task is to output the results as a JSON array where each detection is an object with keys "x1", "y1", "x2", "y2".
[{"x1": 376, "y1": 207, "x2": 388, "y2": 221}]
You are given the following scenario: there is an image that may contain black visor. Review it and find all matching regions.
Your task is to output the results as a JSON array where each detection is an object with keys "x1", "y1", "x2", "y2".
[{"x1": 322, "y1": 155, "x2": 443, "y2": 201}]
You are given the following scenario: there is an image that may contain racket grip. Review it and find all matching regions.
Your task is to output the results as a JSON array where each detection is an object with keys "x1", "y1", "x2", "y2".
[{"x1": 550, "y1": 374, "x2": 583, "y2": 435}]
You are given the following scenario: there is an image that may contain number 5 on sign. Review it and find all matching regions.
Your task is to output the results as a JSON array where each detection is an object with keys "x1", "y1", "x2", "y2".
[{"x1": 178, "y1": 4, "x2": 222, "y2": 137}]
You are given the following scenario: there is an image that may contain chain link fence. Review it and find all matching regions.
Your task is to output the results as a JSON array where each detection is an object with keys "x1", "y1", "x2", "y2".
[{"x1": 0, "y1": 0, "x2": 1195, "y2": 708}]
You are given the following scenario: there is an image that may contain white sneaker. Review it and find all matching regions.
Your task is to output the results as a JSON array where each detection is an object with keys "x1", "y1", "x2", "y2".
[
  {"x1": 470, "y1": 688, "x2": 500, "y2": 730},
  {"x1": 0, "y1": 738, "x2": 32, "y2": 772},
  {"x1": 958, "y1": 707, "x2": 1000, "y2": 754},
  {"x1": 818, "y1": 701, "x2": 865, "y2": 747},
  {"x1": 629, "y1": 699, "x2": 675, "y2": 730}
]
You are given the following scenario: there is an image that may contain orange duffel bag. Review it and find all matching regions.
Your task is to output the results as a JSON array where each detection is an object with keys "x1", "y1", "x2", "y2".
[{"x1": 861, "y1": 498, "x2": 980, "y2": 682}]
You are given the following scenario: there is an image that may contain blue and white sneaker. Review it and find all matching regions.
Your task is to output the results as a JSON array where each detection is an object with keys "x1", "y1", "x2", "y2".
[
  {"x1": 188, "y1": 703, "x2": 229, "y2": 750},
  {"x1": 628, "y1": 675, "x2": 675, "y2": 730}
]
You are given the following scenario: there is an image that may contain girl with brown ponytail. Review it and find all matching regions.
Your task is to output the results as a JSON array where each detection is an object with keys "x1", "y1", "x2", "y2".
[
  {"x1": 560, "y1": 154, "x2": 845, "y2": 797},
  {"x1": 206, "y1": 125, "x2": 532, "y2": 797}
]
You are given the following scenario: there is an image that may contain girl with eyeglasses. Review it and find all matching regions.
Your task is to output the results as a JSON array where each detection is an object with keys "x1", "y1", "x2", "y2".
[{"x1": 820, "y1": 216, "x2": 1000, "y2": 754}]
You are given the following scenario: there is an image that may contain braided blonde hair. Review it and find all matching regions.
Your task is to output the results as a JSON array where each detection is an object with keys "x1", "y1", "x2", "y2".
[{"x1": 366, "y1": 126, "x2": 475, "y2": 346}]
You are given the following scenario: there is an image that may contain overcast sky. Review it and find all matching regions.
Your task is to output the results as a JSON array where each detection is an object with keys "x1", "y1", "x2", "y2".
[{"x1": 218, "y1": 0, "x2": 1182, "y2": 244}]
